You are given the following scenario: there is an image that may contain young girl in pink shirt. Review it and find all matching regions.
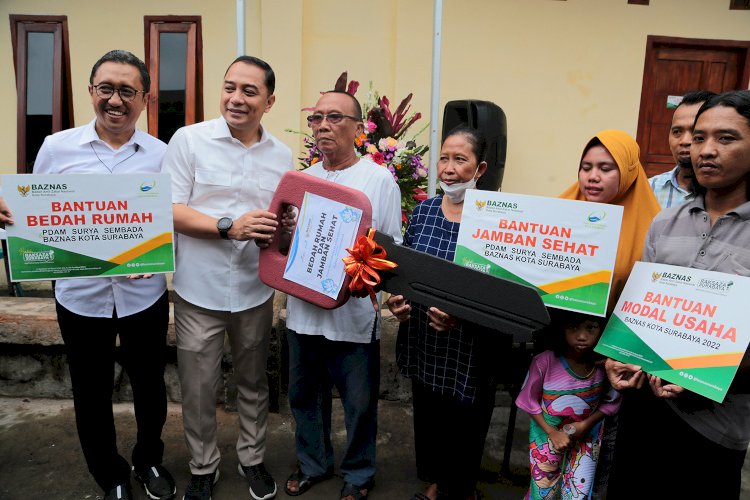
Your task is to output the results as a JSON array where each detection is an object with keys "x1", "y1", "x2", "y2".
[{"x1": 516, "y1": 312, "x2": 621, "y2": 499}]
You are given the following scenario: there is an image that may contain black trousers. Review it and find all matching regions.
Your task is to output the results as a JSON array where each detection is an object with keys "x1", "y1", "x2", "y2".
[
  {"x1": 411, "y1": 378, "x2": 496, "y2": 499},
  {"x1": 57, "y1": 292, "x2": 169, "y2": 492},
  {"x1": 608, "y1": 387, "x2": 747, "y2": 499}
]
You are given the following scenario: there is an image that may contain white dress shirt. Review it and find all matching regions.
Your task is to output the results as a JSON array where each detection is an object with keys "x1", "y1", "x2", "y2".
[
  {"x1": 162, "y1": 117, "x2": 294, "y2": 312},
  {"x1": 286, "y1": 158, "x2": 403, "y2": 343},
  {"x1": 32, "y1": 119, "x2": 168, "y2": 318}
]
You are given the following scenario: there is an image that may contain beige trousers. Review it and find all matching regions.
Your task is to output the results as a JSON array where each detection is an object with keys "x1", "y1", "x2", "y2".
[{"x1": 174, "y1": 292, "x2": 274, "y2": 475}]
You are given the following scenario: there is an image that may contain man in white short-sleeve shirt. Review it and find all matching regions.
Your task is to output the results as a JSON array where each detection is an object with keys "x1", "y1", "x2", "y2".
[
  {"x1": 282, "y1": 91, "x2": 402, "y2": 500},
  {"x1": 161, "y1": 55, "x2": 293, "y2": 500}
]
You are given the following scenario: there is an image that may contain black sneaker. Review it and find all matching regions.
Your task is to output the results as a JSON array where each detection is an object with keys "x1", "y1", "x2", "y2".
[
  {"x1": 104, "y1": 483, "x2": 133, "y2": 500},
  {"x1": 238, "y1": 462, "x2": 277, "y2": 500},
  {"x1": 183, "y1": 469, "x2": 219, "y2": 500},
  {"x1": 134, "y1": 464, "x2": 177, "y2": 500}
]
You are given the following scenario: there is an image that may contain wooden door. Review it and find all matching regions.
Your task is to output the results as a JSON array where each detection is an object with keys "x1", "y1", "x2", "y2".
[{"x1": 636, "y1": 35, "x2": 750, "y2": 177}]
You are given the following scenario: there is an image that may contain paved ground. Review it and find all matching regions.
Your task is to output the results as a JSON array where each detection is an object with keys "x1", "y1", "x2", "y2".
[
  {"x1": 0, "y1": 271, "x2": 532, "y2": 499},
  {"x1": 3, "y1": 273, "x2": 750, "y2": 499},
  {"x1": 0, "y1": 396, "x2": 531, "y2": 500}
]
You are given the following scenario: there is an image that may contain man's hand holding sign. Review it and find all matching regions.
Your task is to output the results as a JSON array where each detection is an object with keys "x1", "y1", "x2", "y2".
[
  {"x1": 596, "y1": 261, "x2": 750, "y2": 403},
  {"x1": 2, "y1": 173, "x2": 175, "y2": 281},
  {"x1": 258, "y1": 170, "x2": 551, "y2": 341},
  {"x1": 258, "y1": 173, "x2": 632, "y2": 343}
]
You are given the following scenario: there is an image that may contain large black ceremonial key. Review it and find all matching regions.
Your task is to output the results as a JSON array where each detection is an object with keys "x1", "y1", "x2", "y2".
[{"x1": 374, "y1": 231, "x2": 549, "y2": 342}]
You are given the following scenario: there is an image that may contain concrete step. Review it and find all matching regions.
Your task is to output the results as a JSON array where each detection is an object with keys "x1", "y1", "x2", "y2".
[{"x1": 0, "y1": 291, "x2": 417, "y2": 410}]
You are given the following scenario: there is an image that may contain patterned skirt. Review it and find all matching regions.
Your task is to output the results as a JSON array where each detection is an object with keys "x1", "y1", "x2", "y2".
[{"x1": 525, "y1": 412, "x2": 604, "y2": 500}]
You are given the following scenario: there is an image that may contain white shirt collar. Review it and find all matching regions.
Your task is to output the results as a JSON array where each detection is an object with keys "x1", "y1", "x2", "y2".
[
  {"x1": 78, "y1": 118, "x2": 144, "y2": 151},
  {"x1": 213, "y1": 117, "x2": 270, "y2": 147}
]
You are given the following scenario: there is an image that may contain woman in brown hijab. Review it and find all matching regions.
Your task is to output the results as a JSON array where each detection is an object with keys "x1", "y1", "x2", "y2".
[
  {"x1": 557, "y1": 130, "x2": 660, "y2": 498},
  {"x1": 559, "y1": 129, "x2": 661, "y2": 313}
]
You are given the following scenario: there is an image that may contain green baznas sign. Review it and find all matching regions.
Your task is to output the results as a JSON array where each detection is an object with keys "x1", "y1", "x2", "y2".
[{"x1": 3, "y1": 173, "x2": 175, "y2": 281}]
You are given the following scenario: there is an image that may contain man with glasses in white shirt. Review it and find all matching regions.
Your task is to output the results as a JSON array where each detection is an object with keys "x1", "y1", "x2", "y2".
[{"x1": 0, "y1": 49, "x2": 175, "y2": 500}]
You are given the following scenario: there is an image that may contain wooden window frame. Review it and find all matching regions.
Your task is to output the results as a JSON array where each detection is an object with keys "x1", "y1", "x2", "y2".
[
  {"x1": 9, "y1": 15, "x2": 73, "y2": 173},
  {"x1": 144, "y1": 16, "x2": 203, "y2": 139}
]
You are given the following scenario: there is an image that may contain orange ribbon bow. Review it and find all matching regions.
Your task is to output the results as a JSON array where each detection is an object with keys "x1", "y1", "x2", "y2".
[{"x1": 343, "y1": 228, "x2": 398, "y2": 310}]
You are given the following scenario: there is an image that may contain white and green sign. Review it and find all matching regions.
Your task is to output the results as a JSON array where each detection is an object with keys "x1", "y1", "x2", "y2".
[
  {"x1": 3, "y1": 173, "x2": 174, "y2": 281},
  {"x1": 455, "y1": 190, "x2": 623, "y2": 316},
  {"x1": 596, "y1": 261, "x2": 750, "y2": 403},
  {"x1": 283, "y1": 192, "x2": 363, "y2": 298}
]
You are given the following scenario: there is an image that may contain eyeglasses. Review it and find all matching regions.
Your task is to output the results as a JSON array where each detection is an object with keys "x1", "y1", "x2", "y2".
[
  {"x1": 92, "y1": 84, "x2": 146, "y2": 103},
  {"x1": 306, "y1": 112, "x2": 361, "y2": 127}
]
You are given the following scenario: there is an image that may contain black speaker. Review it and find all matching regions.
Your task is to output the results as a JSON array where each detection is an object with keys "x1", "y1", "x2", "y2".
[{"x1": 441, "y1": 100, "x2": 507, "y2": 192}]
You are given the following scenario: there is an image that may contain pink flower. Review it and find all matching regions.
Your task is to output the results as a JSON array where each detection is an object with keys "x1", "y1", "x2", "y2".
[
  {"x1": 371, "y1": 152, "x2": 385, "y2": 165},
  {"x1": 366, "y1": 121, "x2": 377, "y2": 133}
]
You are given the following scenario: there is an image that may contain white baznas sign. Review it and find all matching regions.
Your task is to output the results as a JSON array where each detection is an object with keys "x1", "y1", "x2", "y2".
[
  {"x1": 282, "y1": 192, "x2": 363, "y2": 298},
  {"x1": 455, "y1": 190, "x2": 623, "y2": 316},
  {"x1": 3, "y1": 173, "x2": 174, "y2": 281},
  {"x1": 596, "y1": 261, "x2": 750, "y2": 403}
]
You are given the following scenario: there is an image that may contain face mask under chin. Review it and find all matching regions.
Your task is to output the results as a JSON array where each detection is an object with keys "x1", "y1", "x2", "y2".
[{"x1": 439, "y1": 165, "x2": 480, "y2": 203}]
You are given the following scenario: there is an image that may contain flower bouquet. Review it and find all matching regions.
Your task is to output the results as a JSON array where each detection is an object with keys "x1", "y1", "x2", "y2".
[{"x1": 287, "y1": 72, "x2": 430, "y2": 226}]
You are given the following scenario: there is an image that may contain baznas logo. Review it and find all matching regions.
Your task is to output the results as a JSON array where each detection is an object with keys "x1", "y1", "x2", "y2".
[
  {"x1": 661, "y1": 272, "x2": 692, "y2": 282},
  {"x1": 588, "y1": 210, "x2": 606, "y2": 223},
  {"x1": 17, "y1": 185, "x2": 30, "y2": 197},
  {"x1": 652, "y1": 272, "x2": 662, "y2": 282},
  {"x1": 487, "y1": 200, "x2": 518, "y2": 209},
  {"x1": 475, "y1": 200, "x2": 487, "y2": 210},
  {"x1": 140, "y1": 181, "x2": 156, "y2": 192}
]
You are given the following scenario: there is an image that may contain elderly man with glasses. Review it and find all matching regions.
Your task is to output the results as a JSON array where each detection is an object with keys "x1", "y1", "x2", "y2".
[
  {"x1": 281, "y1": 91, "x2": 402, "y2": 500},
  {"x1": 0, "y1": 50, "x2": 175, "y2": 500}
]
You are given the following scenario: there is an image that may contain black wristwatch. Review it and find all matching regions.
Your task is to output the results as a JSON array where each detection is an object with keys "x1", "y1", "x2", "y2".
[{"x1": 217, "y1": 217, "x2": 233, "y2": 240}]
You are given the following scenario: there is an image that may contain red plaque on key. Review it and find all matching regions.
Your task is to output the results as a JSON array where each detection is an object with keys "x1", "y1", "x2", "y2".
[{"x1": 259, "y1": 170, "x2": 373, "y2": 309}]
